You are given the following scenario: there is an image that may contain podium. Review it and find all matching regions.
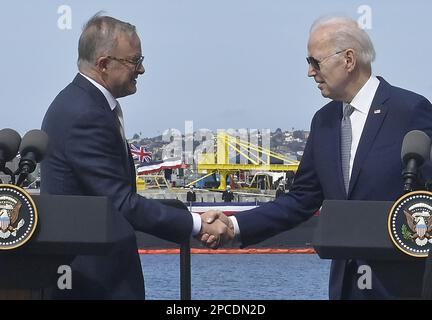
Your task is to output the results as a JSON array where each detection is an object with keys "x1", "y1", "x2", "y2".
[
  {"x1": 0, "y1": 195, "x2": 120, "y2": 299},
  {"x1": 312, "y1": 200, "x2": 426, "y2": 298}
]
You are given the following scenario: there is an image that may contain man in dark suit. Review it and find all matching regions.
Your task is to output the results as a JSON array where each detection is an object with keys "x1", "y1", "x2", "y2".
[
  {"x1": 41, "y1": 13, "x2": 231, "y2": 299},
  {"x1": 275, "y1": 184, "x2": 285, "y2": 198},
  {"x1": 202, "y1": 16, "x2": 432, "y2": 299},
  {"x1": 186, "y1": 186, "x2": 197, "y2": 203},
  {"x1": 222, "y1": 186, "x2": 234, "y2": 202}
]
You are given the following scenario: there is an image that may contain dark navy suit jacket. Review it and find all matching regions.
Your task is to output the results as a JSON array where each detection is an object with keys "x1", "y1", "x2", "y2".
[
  {"x1": 41, "y1": 73, "x2": 193, "y2": 299},
  {"x1": 235, "y1": 77, "x2": 432, "y2": 299}
]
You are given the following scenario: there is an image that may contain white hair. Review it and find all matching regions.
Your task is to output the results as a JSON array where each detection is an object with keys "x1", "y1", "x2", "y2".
[{"x1": 310, "y1": 16, "x2": 375, "y2": 65}]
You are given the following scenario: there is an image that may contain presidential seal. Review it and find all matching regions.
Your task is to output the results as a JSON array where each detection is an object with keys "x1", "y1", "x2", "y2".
[
  {"x1": 0, "y1": 184, "x2": 38, "y2": 250},
  {"x1": 388, "y1": 191, "x2": 432, "y2": 257}
]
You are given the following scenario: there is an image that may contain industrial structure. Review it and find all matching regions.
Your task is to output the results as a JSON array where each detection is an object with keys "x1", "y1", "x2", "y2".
[{"x1": 189, "y1": 132, "x2": 299, "y2": 190}]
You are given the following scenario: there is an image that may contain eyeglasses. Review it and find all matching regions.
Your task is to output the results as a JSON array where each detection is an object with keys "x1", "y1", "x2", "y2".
[
  {"x1": 107, "y1": 55, "x2": 144, "y2": 71},
  {"x1": 306, "y1": 49, "x2": 347, "y2": 71}
]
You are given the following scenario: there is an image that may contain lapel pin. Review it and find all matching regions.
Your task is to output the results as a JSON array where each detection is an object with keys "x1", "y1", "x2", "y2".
[{"x1": 374, "y1": 109, "x2": 381, "y2": 114}]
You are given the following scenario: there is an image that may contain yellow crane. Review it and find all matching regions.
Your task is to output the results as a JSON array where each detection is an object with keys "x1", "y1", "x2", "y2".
[{"x1": 195, "y1": 132, "x2": 299, "y2": 190}]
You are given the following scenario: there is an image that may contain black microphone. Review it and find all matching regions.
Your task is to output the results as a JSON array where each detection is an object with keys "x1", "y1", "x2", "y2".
[
  {"x1": 16, "y1": 130, "x2": 48, "y2": 186},
  {"x1": 401, "y1": 130, "x2": 431, "y2": 192},
  {"x1": 0, "y1": 128, "x2": 21, "y2": 182}
]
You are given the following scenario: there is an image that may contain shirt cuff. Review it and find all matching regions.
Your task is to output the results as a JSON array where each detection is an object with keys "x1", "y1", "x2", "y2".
[
  {"x1": 229, "y1": 216, "x2": 240, "y2": 241},
  {"x1": 191, "y1": 212, "x2": 202, "y2": 236}
]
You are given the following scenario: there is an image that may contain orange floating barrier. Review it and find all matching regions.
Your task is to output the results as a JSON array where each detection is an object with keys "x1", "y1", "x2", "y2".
[{"x1": 138, "y1": 248, "x2": 315, "y2": 254}]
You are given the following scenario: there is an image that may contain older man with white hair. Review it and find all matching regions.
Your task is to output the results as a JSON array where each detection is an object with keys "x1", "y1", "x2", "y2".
[{"x1": 202, "y1": 15, "x2": 432, "y2": 299}]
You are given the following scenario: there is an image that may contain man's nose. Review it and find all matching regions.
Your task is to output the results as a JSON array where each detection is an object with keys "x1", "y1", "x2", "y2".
[
  {"x1": 308, "y1": 64, "x2": 317, "y2": 77},
  {"x1": 137, "y1": 63, "x2": 145, "y2": 75}
]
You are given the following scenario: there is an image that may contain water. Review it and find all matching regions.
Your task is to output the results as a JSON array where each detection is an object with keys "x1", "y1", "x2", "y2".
[{"x1": 141, "y1": 254, "x2": 331, "y2": 300}]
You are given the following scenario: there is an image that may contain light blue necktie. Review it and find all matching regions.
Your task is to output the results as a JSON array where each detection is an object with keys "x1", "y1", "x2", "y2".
[{"x1": 341, "y1": 104, "x2": 354, "y2": 193}]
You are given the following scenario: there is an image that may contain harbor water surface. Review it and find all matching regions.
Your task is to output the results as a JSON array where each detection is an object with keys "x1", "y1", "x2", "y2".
[{"x1": 142, "y1": 253, "x2": 331, "y2": 300}]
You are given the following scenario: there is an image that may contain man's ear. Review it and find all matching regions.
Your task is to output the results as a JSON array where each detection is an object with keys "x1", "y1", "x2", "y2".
[
  {"x1": 345, "y1": 49, "x2": 356, "y2": 72},
  {"x1": 96, "y1": 56, "x2": 110, "y2": 72}
]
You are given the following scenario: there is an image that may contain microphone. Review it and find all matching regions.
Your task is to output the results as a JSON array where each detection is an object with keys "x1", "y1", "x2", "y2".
[
  {"x1": 0, "y1": 128, "x2": 21, "y2": 181},
  {"x1": 401, "y1": 130, "x2": 431, "y2": 192},
  {"x1": 16, "y1": 130, "x2": 48, "y2": 186},
  {"x1": 0, "y1": 128, "x2": 21, "y2": 168}
]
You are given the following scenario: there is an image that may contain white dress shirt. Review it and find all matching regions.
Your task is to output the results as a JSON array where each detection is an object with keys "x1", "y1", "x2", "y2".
[{"x1": 344, "y1": 75, "x2": 380, "y2": 180}]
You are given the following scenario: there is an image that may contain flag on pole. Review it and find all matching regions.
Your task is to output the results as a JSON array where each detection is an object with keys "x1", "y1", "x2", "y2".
[{"x1": 130, "y1": 144, "x2": 152, "y2": 163}]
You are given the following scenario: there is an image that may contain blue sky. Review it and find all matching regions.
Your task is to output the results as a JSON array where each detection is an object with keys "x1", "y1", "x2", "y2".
[{"x1": 2, "y1": 1, "x2": 432, "y2": 138}]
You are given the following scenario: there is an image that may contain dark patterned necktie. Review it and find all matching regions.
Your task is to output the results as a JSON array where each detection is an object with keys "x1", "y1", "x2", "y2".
[{"x1": 341, "y1": 104, "x2": 354, "y2": 193}]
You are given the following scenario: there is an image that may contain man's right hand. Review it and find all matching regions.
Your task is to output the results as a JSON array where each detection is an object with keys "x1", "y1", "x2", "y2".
[{"x1": 198, "y1": 210, "x2": 234, "y2": 249}]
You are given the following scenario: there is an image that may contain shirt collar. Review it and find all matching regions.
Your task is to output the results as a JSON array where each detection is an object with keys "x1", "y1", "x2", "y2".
[
  {"x1": 80, "y1": 72, "x2": 118, "y2": 111},
  {"x1": 344, "y1": 75, "x2": 380, "y2": 114}
]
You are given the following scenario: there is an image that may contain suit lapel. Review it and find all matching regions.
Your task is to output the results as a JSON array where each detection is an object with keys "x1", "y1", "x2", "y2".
[
  {"x1": 73, "y1": 74, "x2": 122, "y2": 136},
  {"x1": 315, "y1": 101, "x2": 347, "y2": 197},
  {"x1": 72, "y1": 73, "x2": 112, "y2": 113},
  {"x1": 348, "y1": 78, "x2": 391, "y2": 195},
  {"x1": 73, "y1": 73, "x2": 134, "y2": 178}
]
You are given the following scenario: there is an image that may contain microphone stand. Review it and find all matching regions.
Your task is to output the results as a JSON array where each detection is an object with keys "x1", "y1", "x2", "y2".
[
  {"x1": 402, "y1": 158, "x2": 419, "y2": 193},
  {"x1": 0, "y1": 165, "x2": 15, "y2": 185},
  {"x1": 15, "y1": 172, "x2": 28, "y2": 188}
]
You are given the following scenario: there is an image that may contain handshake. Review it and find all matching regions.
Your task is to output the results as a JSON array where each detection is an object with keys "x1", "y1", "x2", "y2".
[{"x1": 197, "y1": 211, "x2": 235, "y2": 249}]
